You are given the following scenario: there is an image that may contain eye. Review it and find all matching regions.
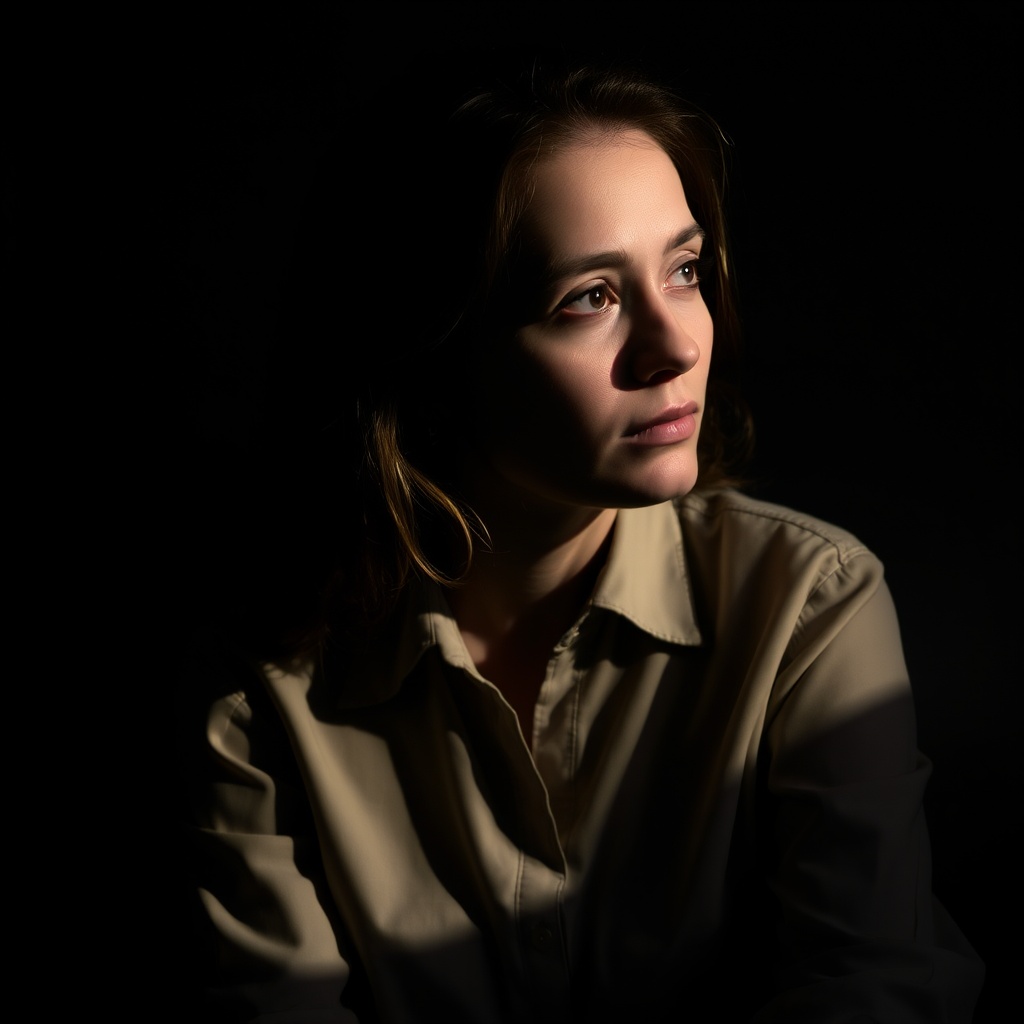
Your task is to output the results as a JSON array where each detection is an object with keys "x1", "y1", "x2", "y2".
[
  {"x1": 562, "y1": 284, "x2": 612, "y2": 316},
  {"x1": 669, "y1": 257, "x2": 702, "y2": 290}
]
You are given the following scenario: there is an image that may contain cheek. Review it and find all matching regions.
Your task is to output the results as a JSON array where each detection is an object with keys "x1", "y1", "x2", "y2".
[
  {"x1": 519, "y1": 346, "x2": 607, "y2": 422},
  {"x1": 480, "y1": 342, "x2": 612, "y2": 456}
]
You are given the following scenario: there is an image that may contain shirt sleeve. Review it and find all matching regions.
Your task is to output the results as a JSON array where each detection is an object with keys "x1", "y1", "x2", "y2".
[
  {"x1": 175, "y1": 632, "x2": 363, "y2": 1023},
  {"x1": 755, "y1": 555, "x2": 985, "y2": 1023}
]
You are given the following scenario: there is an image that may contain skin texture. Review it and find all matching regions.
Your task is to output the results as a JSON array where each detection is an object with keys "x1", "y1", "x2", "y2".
[
  {"x1": 467, "y1": 129, "x2": 713, "y2": 519},
  {"x1": 448, "y1": 130, "x2": 714, "y2": 741}
]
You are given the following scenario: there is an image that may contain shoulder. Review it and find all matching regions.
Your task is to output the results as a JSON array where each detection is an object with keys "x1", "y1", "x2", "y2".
[
  {"x1": 680, "y1": 487, "x2": 870, "y2": 552},
  {"x1": 675, "y1": 488, "x2": 887, "y2": 619},
  {"x1": 173, "y1": 626, "x2": 271, "y2": 729},
  {"x1": 679, "y1": 488, "x2": 878, "y2": 572},
  {"x1": 172, "y1": 627, "x2": 297, "y2": 789}
]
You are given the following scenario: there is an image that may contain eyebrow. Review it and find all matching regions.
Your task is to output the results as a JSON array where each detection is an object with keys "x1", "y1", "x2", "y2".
[{"x1": 539, "y1": 223, "x2": 706, "y2": 287}]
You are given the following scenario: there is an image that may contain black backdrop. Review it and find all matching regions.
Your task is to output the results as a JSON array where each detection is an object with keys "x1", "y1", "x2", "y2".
[{"x1": 154, "y1": 3, "x2": 1019, "y2": 1019}]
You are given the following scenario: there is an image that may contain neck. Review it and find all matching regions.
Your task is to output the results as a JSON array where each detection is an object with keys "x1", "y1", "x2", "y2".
[
  {"x1": 445, "y1": 484, "x2": 617, "y2": 666},
  {"x1": 454, "y1": 506, "x2": 615, "y2": 618},
  {"x1": 441, "y1": 469, "x2": 619, "y2": 746}
]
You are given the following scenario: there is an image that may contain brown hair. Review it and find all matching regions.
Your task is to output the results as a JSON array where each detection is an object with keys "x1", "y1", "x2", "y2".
[{"x1": 277, "y1": 55, "x2": 754, "y2": 660}]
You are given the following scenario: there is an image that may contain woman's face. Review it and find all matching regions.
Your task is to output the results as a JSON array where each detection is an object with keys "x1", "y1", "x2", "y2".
[{"x1": 467, "y1": 129, "x2": 713, "y2": 513}]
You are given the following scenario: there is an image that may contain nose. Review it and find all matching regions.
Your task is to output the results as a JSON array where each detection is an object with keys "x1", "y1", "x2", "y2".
[{"x1": 624, "y1": 287, "x2": 703, "y2": 386}]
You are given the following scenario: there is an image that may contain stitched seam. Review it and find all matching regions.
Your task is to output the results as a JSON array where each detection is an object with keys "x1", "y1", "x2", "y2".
[{"x1": 693, "y1": 497, "x2": 870, "y2": 565}]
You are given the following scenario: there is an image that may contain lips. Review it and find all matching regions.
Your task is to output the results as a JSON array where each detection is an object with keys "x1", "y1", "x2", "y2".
[{"x1": 625, "y1": 401, "x2": 699, "y2": 438}]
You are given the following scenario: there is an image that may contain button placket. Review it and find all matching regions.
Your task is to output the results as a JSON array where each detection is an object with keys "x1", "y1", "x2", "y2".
[
  {"x1": 530, "y1": 921, "x2": 554, "y2": 951},
  {"x1": 517, "y1": 851, "x2": 571, "y2": 1015}
]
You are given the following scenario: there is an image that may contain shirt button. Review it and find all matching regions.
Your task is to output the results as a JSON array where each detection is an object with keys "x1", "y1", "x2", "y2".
[{"x1": 530, "y1": 923, "x2": 554, "y2": 951}]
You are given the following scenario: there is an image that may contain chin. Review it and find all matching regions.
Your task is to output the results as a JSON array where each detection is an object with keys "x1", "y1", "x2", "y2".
[
  {"x1": 587, "y1": 468, "x2": 700, "y2": 510},
  {"x1": 622, "y1": 481, "x2": 698, "y2": 508},
  {"x1": 611, "y1": 454, "x2": 700, "y2": 507}
]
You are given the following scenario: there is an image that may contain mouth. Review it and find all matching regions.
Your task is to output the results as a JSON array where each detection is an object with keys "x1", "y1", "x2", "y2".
[{"x1": 624, "y1": 402, "x2": 699, "y2": 446}]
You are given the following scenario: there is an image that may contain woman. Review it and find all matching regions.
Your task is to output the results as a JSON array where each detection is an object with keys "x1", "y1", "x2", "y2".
[{"x1": 176, "y1": 54, "x2": 985, "y2": 1021}]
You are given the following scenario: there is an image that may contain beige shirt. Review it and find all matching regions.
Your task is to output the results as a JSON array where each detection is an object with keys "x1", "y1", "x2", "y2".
[{"x1": 179, "y1": 489, "x2": 984, "y2": 1022}]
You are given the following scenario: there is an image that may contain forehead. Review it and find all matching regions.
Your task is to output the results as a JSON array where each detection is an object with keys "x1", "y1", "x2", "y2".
[
  {"x1": 536, "y1": 127, "x2": 673, "y2": 182},
  {"x1": 521, "y1": 129, "x2": 693, "y2": 257}
]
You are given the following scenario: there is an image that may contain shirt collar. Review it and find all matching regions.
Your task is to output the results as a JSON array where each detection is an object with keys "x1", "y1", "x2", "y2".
[
  {"x1": 322, "y1": 499, "x2": 702, "y2": 709},
  {"x1": 590, "y1": 499, "x2": 703, "y2": 646}
]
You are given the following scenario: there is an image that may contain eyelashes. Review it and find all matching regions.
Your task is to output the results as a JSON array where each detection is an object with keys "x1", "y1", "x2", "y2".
[
  {"x1": 562, "y1": 284, "x2": 613, "y2": 315},
  {"x1": 557, "y1": 253, "x2": 710, "y2": 319}
]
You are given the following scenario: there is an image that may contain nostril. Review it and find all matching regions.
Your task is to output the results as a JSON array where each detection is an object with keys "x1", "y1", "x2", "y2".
[{"x1": 645, "y1": 368, "x2": 682, "y2": 386}]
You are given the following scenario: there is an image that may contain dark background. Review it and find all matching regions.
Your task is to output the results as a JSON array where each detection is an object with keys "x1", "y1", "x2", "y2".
[{"x1": 149, "y1": 3, "x2": 1019, "y2": 1019}]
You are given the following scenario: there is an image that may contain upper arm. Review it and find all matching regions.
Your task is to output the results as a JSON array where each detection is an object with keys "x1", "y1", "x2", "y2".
[
  {"x1": 175, "y1": 636, "x2": 361, "y2": 1023},
  {"x1": 756, "y1": 562, "x2": 984, "y2": 1021}
]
